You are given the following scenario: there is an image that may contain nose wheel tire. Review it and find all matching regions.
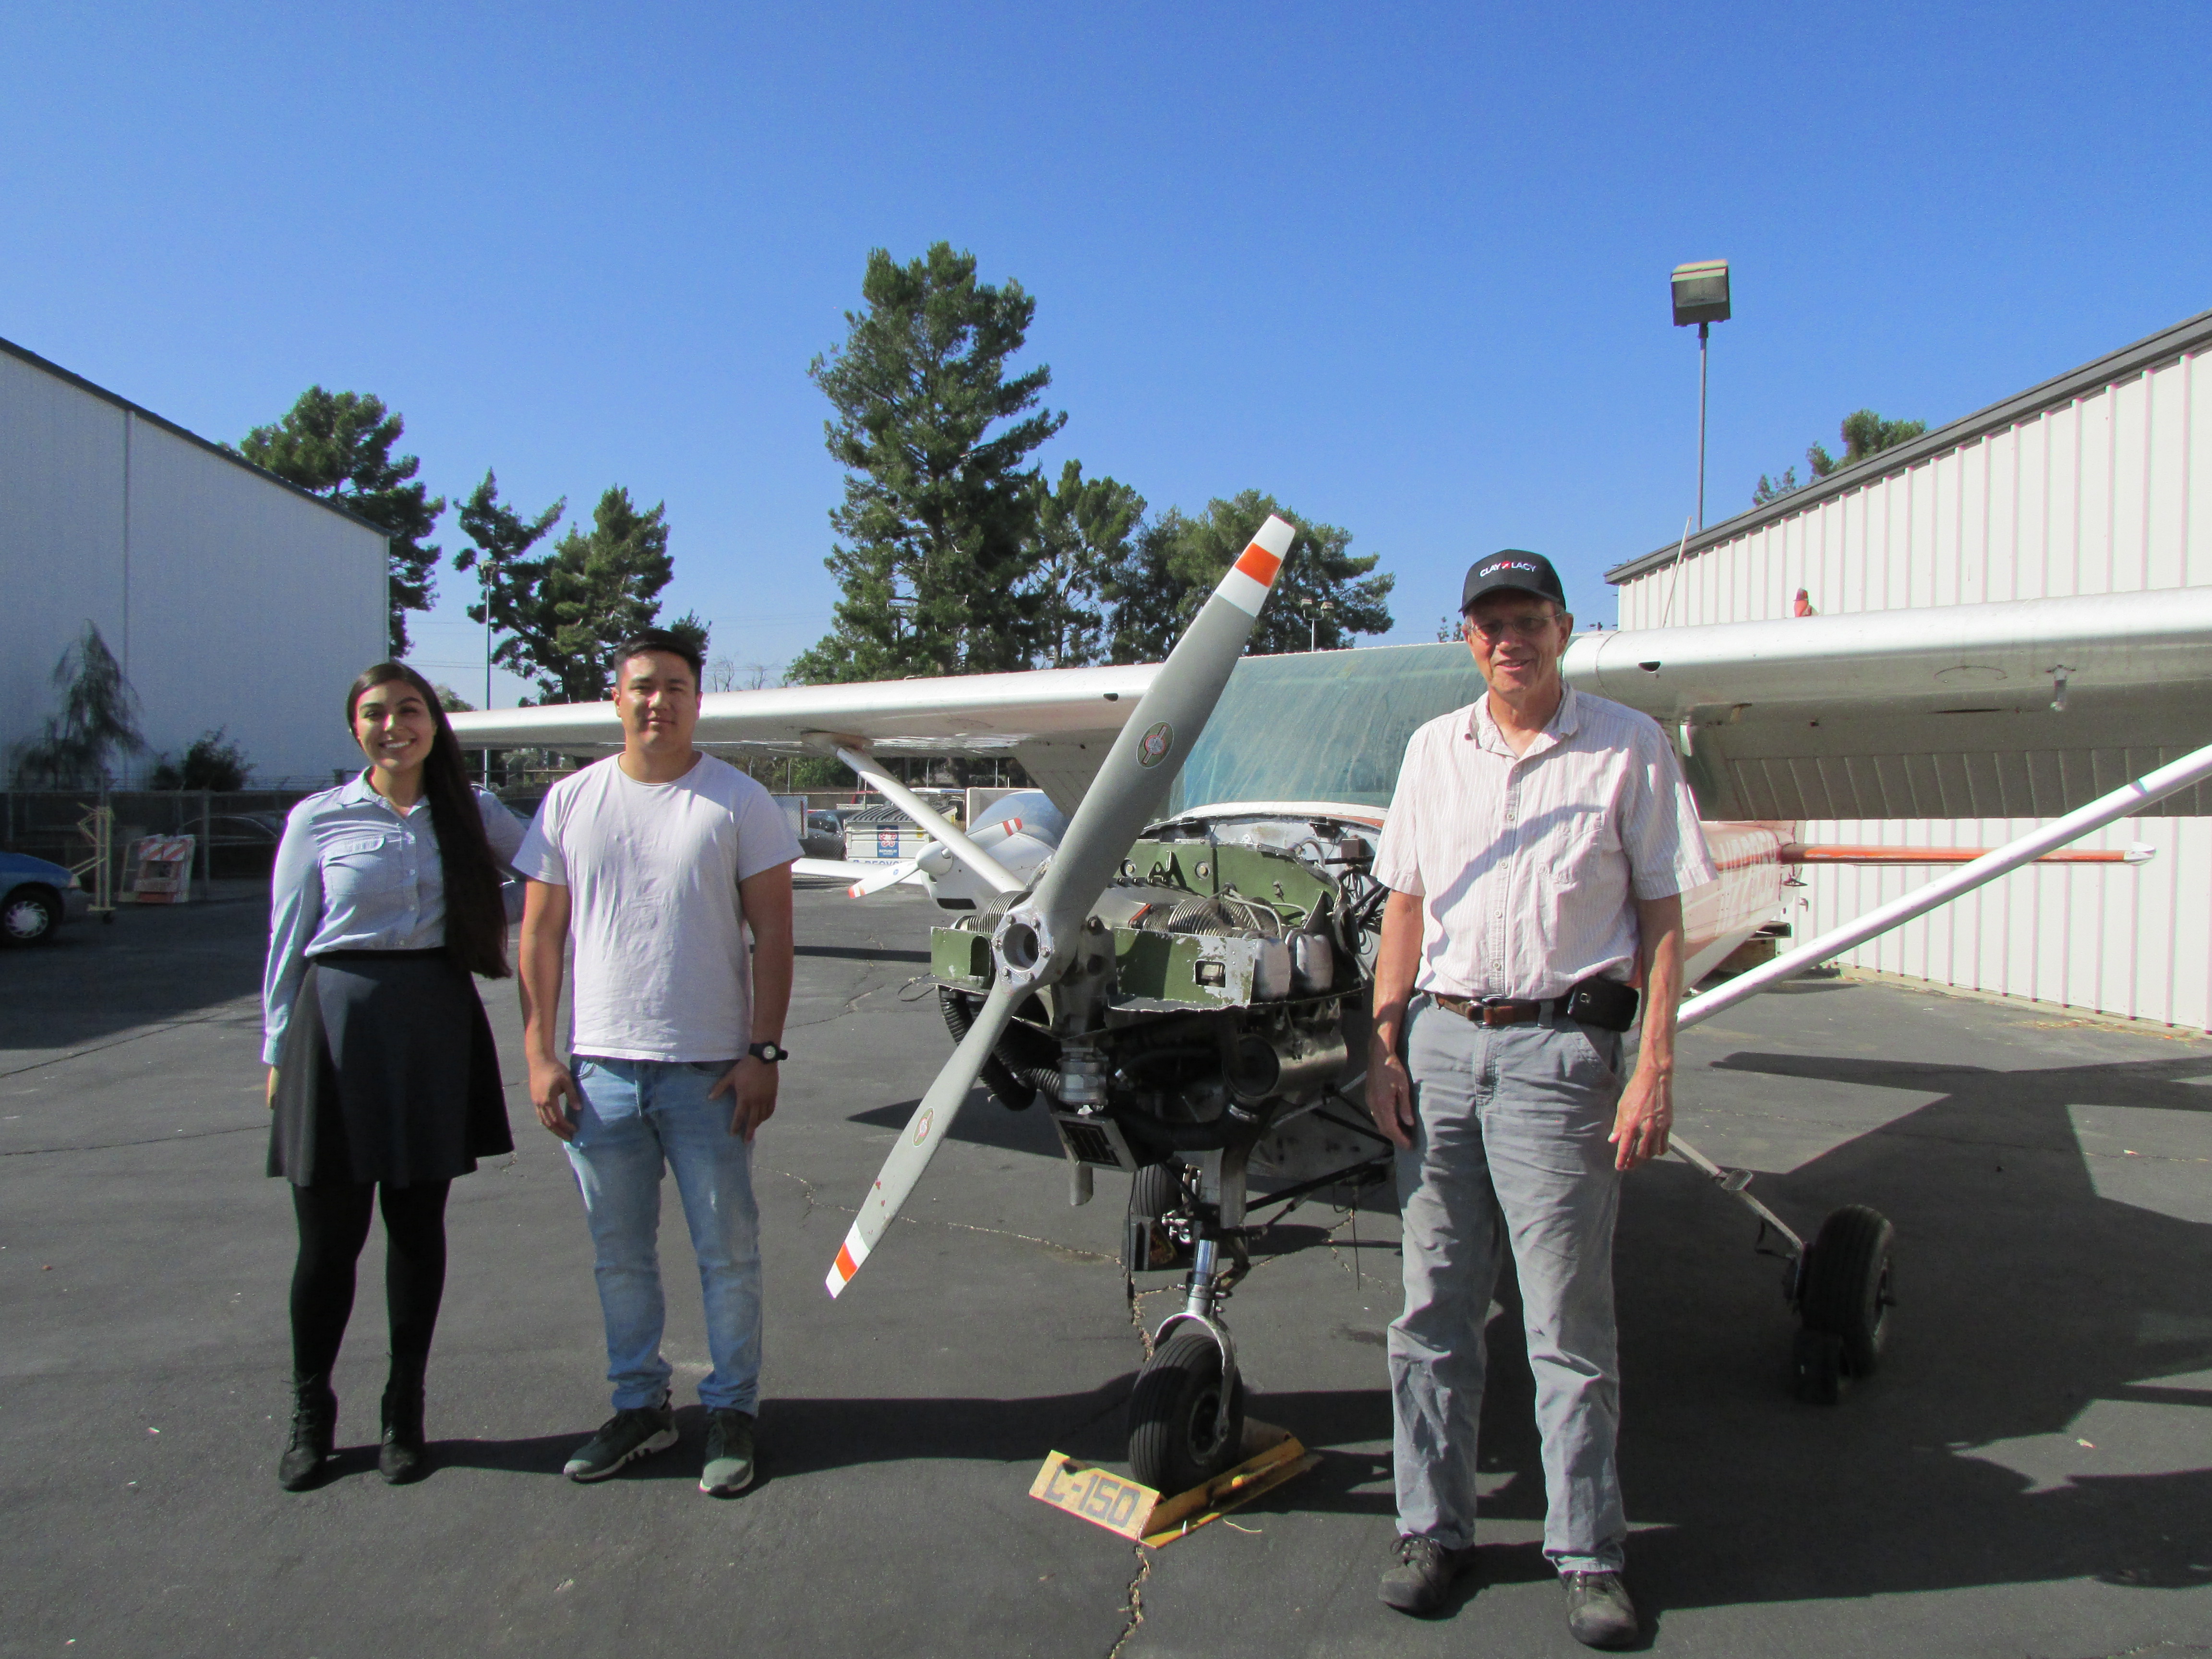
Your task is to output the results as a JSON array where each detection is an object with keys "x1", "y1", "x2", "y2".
[
  {"x1": 1128, "y1": 1328, "x2": 1245, "y2": 1494},
  {"x1": 1793, "y1": 1204, "x2": 1896, "y2": 1403},
  {"x1": 1124, "y1": 1163, "x2": 1190, "y2": 1274}
]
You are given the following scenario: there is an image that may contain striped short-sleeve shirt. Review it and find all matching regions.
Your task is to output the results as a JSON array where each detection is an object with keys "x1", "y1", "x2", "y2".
[{"x1": 1373, "y1": 685, "x2": 1716, "y2": 1001}]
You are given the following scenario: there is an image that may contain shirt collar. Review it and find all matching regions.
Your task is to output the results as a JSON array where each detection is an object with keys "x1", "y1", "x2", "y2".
[
  {"x1": 338, "y1": 769, "x2": 426, "y2": 816},
  {"x1": 1467, "y1": 684, "x2": 1581, "y2": 756}
]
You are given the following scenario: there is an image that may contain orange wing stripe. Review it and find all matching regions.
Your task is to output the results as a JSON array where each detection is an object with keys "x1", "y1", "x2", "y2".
[
  {"x1": 833, "y1": 1244, "x2": 859, "y2": 1282},
  {"x1": 1234, "y1": 542, "x2": 1282, "y2": 585}
]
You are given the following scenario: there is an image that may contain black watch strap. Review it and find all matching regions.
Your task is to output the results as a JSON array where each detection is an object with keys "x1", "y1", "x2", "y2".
[{"x1": 746, "y1": 1041, "x2": 788, "y2": 1065}]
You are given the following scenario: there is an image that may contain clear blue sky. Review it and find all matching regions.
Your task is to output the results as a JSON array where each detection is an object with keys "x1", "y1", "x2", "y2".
[{"x1": 6, "y1": 2, "x2": 2207, "y2": 704}]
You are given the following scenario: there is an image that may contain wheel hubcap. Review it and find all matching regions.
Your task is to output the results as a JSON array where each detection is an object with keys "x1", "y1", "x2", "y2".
[{"x1": 4, "y1": 901, "x2": 47, "y2": 940}]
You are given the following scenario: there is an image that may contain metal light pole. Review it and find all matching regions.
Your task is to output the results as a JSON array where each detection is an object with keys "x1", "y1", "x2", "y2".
[{"x1": 1671, "y1": 260, "x2": 1731, "y2": 530}]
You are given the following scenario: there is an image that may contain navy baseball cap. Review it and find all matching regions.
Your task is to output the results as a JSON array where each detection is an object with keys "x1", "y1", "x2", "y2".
[{"x1": 1461, "y1": 549, "x2": 1566, "y2": 613}]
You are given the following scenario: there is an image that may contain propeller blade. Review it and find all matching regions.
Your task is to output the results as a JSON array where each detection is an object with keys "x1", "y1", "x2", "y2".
[
  {"x1": 990, "y1": 515, "x2": 1295, "y2": 993},
  {"x1": 824, "y1": 516, "x2": 1291, "y2": 1298},
  {"x1": 846, "y1": 859, "x2": 923, "y2": 897},
  {"x1": 825, "y1": 980, "x2": 1020, "y2": 1298}
]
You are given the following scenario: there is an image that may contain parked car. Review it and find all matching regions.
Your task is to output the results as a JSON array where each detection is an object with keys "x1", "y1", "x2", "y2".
[
  {"x1": 0, "y1": 851, "x2": 90, "y2": 945},
  {"x1": 802, "y1": 810, "x2": 845, "y2": 862}
]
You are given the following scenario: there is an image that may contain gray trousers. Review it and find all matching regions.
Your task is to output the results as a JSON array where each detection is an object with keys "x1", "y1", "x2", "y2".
[{"x1": 1389, "y1": 996, "x2": 1628, "y2": 1571}]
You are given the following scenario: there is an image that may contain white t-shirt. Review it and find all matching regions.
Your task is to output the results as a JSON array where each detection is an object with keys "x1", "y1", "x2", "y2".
[{"x1": 514, "y1": 753, "x2": 802, "y2": 1062}]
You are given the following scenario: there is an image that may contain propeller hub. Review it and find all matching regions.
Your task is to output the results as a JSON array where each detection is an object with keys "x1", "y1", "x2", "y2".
[{"x1": 993, "y1": 904, "x2": 1059, "y2": 991}]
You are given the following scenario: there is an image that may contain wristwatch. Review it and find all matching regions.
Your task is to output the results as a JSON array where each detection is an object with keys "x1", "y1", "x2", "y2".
[{"x1": 746, "y1": 1041, "x2": 789, "y2": 1065}]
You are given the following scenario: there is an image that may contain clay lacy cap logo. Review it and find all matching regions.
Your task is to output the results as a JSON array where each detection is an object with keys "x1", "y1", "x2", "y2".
[{"x1": 1137, "y1": 721, "x2": 1174, "y2": 768}]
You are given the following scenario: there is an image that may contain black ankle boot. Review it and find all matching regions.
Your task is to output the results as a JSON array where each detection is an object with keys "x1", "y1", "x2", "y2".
[
  {"x1": 379, "y1": 1354, "x2": 428, "y2": 1484},
  {"x1": 279, "y1": 1373, "x2": 337, "y2": 1491}
]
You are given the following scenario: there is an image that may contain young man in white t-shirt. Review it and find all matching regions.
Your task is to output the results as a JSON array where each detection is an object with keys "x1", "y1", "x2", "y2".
[{"x1": 514, "y1": 630, "x2": 801, "y2": 1497}]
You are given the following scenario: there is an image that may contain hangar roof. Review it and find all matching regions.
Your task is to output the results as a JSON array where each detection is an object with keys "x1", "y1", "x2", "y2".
[
  {"x1": 1605, "y1": 305, "x2": 2212, "y2": 587},
  {"x1": 0, "y1": 332, "x2": 390, "y2": 538}
]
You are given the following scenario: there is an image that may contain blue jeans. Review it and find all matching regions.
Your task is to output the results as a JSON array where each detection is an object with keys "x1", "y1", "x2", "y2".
[
  {"x1": 565, "y1": 1057, "x2": 762, "y2": 1414},
  {"x1": 1389, "y1": 997, "x2": 1628, "y2": 1573}
]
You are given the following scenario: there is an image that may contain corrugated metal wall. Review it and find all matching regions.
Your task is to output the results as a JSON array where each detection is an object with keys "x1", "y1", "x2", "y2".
[
  {"x1": 1, "y1": 344, "x2": 387, "y2": 784},
  {"x1": 1616, "y1": 334, "x2": 2212, "y2": 1029}
]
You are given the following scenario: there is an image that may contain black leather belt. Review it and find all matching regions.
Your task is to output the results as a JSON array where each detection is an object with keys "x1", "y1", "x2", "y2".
[{"x1": 1430, "y1": 974, "x2": 1641, "y2": 1033}]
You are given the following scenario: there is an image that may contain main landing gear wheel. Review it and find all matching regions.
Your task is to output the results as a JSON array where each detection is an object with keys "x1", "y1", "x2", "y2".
[
  {"x1": 1792, "y1": 1204, "x2": 1896, "y2": 1404},
  {"x1": 1128, "y1": 1329, "x2": 1245, "y2": 1494}
]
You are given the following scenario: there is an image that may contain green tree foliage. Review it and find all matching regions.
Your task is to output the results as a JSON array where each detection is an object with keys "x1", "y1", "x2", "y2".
[
  {"x1": 1756, "y1": 409, "x2": 1929, "y2": 505},
  {"x1": 149, "y1": 728, "x2": 252, "y2": 791},
  {"x1": 455, "y1": 469, "x2": 565, "y2": 661},
  {"x1": 11, "y1": 623, "x2": 147, "y2": 787},
  {"x1": 790, "y1": 243, "x2": 1068, "y2": 684},
  {"x1": 476, "y1": 486, "x2": 706, "y2": 703},
  {"x1": 1027, "y1": 460, "x2": 1146, "y2": 666},
  {"x1": 1099, "y1": 492, "x2": 1394, "y2": 662},
  {"x1": 237, "y1": 388, "x2": 445, "y2": 655}
]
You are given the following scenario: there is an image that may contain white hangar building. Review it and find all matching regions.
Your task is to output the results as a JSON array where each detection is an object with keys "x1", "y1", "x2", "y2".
[
  {"x1": 1608, "y1": 307, "x2": 2212, "y2": 1030},
  {"x1": 0, "y1": 336, "x2": 389, "y2": 785}
]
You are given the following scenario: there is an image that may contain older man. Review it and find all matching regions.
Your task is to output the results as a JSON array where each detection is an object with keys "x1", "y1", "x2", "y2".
[{"x1": 1366, "y1": 551, "x2": 1715, "y2": 1646}]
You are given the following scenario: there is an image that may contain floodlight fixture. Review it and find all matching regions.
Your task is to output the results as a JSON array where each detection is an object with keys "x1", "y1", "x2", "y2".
[
  {"x1": 1671, "y1": 259, "x2": 1731, "y2": 327},
  {"x1": 1671, "y1": 258, "x2": 1732, "y2": 529}
]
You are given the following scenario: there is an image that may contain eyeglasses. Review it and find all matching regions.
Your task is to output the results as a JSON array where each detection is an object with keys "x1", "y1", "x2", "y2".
[{"x1": 1464, "y1": 611, "x2": 1562, "y2": 642}]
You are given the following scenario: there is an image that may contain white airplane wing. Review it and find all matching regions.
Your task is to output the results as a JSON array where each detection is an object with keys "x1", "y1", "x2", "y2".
[
  {"x1": 447, "y1": 586, "x2": 2212, "y2": 823},
  {"x1": 1570, "y1": 586, "x2": 2212, "y2": 818},
  {"x1": 445, "y1": 663, "x2": 1158, "y2": 815}
]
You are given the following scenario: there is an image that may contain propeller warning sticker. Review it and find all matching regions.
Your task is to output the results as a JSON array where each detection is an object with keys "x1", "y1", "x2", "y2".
[{"x1": 1137, "y1": 721, "x2": 1174, "y2": 767}]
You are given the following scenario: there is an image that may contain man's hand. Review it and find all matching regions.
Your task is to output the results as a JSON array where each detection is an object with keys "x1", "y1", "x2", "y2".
[
  {"x1": 266, "y1": 1067, "x2": 278, "y2": 1111},
  {"x1": 711, "y1": 1056, "x2": 778, "y2": 1142},
  {"x1": 530, "y1": 1055, "x2": 580, "y2": 1142},
  {"x1": 1608, "y1": 1065, "x2": 1672, "y2": 1170},
  {"x1": 1365, "y1": 1034, "x2": 1418, "y2": 1150}
]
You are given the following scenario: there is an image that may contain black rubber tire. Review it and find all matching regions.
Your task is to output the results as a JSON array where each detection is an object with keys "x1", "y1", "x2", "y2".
[
  {"x1": 1798, "y1": 1204, "x2": 1896, "y2": 1382},
  {"x1": 1, "y1": 886, "x2": 60, "y2": 946},
  {"x1": 1123, "y1": 1164, "x2": 1189, "y2": 1274},
  {"x1": 1128, "y1": 1329, "x2": 1245, "y2": 1495}
]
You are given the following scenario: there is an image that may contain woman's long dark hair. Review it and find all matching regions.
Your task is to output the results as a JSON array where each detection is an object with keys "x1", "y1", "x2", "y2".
[{"x1": 346, "y1": 663, "x2": 510, "y2": 980}]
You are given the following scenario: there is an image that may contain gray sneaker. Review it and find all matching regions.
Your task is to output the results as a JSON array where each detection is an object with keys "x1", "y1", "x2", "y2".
[
  {"x1": 564, "y1": 1400, "x2": 677, "y2": 1482},
  {"x1": 1563, "y1": 1570, "x2": 1639, "y2": 1649},
  {"x1": 699, "y1": 1408, "x2": 756, "y2": 1497}
]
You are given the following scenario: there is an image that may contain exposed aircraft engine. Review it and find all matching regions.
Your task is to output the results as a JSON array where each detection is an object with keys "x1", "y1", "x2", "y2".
[{"x1": 929, "y1": 806, "x2": 1393, "y2": 1202}]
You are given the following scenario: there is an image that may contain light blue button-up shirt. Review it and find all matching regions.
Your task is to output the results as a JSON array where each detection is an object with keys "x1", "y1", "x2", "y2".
[{"x1": 262, "y1": 772, "x2": 527, "y2": 1064}]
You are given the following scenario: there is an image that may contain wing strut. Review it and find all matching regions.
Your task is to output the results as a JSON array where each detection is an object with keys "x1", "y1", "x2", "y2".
[
  {"x1": 1668, "y1": 735, "x2": 2212, "y2": 1236},
  {"x1": 810, "y1": 737, "x2": 1024, "y2": 896}
]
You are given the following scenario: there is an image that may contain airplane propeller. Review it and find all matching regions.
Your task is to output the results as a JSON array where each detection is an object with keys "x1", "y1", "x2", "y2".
[{"x1": 825, "y1": 515, "x2": 1298, "y2": 1297}]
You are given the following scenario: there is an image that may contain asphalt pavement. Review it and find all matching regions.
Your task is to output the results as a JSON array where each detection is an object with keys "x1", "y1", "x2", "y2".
[{"x1": 3, "y1": 883, "x2": 2209, "y2": 1658}]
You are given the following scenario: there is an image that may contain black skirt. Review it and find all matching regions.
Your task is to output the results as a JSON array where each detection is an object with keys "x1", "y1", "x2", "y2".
[{"x1": 268, "y1": 949, "x2": 513, "y2": 1188}]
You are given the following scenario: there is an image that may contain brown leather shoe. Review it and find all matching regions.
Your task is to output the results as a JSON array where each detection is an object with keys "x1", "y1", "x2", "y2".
[
  {"x1": 1563, "y1": 1569, "x2": 1639, "y2": 1648},
  {"x1": 1379, "y1": 1535, "x2": 1477, "y2": 1615}
]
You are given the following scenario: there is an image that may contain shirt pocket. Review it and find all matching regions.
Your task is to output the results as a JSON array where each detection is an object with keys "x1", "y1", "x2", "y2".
[{"x1": 319, "y1": 830, "x2": 408, "y2": 911}]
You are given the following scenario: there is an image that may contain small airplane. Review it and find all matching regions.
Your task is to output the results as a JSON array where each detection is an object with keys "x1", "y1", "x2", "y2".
[{"x1": 451, "y1": 550, "x2": 2212, "y2": 1491}]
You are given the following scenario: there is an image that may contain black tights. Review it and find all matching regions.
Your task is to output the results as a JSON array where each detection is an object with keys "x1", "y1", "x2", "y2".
[{"x1": 289, "y1": 1180, "x2": 451, "y2": 1379}]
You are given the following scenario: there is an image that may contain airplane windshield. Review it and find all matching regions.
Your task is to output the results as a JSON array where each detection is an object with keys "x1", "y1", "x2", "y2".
[{"x1": 1168, "y1": 642, "x2": 1484, "y2": 813}]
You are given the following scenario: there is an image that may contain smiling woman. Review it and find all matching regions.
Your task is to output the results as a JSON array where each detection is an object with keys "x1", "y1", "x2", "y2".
[{"x1": 259, "y1": 660, "x2": 528, "y2": 1493}]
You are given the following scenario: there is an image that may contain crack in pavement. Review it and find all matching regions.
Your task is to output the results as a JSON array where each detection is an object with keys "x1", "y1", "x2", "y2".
[
  {"x1": 1, "y1": 1121, "x2": 263, "y2": 1157},
  {"x1": 1103, "y1": 1543, "x2": 1151, "y2": 1659}
]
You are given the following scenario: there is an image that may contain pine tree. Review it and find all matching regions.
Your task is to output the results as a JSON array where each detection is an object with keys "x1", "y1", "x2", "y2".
[
  {"x1": 238, "y1": 388, "x2": 445, "y2": 654},
  {"x1": 1099, "y1": 492, "x2": 1394, "y2": 661},
  {"x1": 1027, "y1": 460, "x2": 1145, "y2": 667},
  {"x1": 481, "y1": 486, "x2": 704, "y2": 702},
  {"x1": 790, "y1": 243, "x2": 1067, "y2": 683}
]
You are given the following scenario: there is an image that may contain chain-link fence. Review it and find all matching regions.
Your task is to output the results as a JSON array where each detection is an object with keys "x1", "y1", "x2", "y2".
[{"x1": 0, "y1": 790, "x2": 318, "y2": 887}]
